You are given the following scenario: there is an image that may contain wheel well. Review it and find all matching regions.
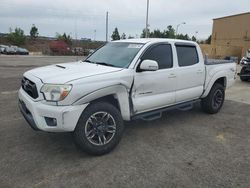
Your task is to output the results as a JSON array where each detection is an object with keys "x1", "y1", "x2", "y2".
[
  {"x1": 214, "y1": 77, "x2": 226, "y2": 88},
  {"x1": 90, "y1": 95, "x2": 120, "y2": 111}
]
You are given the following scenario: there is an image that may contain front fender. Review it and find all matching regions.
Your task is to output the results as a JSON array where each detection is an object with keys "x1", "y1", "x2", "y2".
[{"x1": 73, "y1": 85, "x2": 131, "y2": 121}]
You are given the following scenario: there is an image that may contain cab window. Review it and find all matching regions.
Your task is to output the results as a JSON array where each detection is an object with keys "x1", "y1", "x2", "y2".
[
  {"x1": 141, "y1": 44, "x2": 173, "y2": 69},
  {"x1": 176, "y1": 45, "x2": 199, "y2": 67}
]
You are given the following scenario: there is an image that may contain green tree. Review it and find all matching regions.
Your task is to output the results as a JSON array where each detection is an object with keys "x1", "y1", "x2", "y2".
[
  {"x1": 191, "y1": 36, "x2": 197, "y2": 42},
  {"x1": 30, "y1": 24, "x2": 39, "y2": 39},
  {"x1": 141, "y1": 28, "x2": 150, "y2": 38},
  {"x1": 163, "y1": 25, "x2": 175, "y2": 38},
  {"x1": 56, "y1": 32, "x2": 72, "y2": 45},
  {"x1": 206, "y1": 35, "x2": 212, "y2": 44},
  {"x1": 176, "y1": 34, "x2": 190, "y2": 40},
  {"x1": 150, "y1": 29, "x2": 163, "y2": 38},
  {"x1": 111, "y1": 27, "x2": 120, "y2": 41},
  {"x1": 141, "y1": 25, "x2": 176, "y2": 39},
  {"x1": 7, "y1": 27, "x2": 26, "y2": 45},
  {"x1": 121, "y1": 33, "x2": 126, "y2": 39},
  {"x1": 140, "y1": 25, "x2": 194, "y2": 41}
]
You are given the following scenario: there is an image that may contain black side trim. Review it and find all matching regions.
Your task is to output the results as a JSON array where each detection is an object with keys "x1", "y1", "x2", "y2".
[{"x1": 132, "y1": 100, "x2": 199, "y2": 121}]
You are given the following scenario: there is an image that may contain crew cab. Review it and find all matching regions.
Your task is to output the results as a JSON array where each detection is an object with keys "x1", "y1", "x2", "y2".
[{"x1": 18, "y1": 39, "x2": 237, "y2": 155}]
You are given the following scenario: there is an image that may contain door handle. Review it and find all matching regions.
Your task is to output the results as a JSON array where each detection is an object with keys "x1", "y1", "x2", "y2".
[
  {"x1": 168, "y1": 73, "x2": 176, "y2": 78},
  {"x1": 196, "y1": 69, "x2": 203, "y2": 74}
]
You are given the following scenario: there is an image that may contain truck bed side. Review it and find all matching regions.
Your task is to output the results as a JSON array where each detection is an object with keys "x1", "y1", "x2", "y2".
[{"x1": 202, "y1": 61, "x2": 237, "y2": 98}]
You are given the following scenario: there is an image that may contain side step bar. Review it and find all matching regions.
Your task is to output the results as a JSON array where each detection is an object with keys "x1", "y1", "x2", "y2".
[{"x1": 132, "y1": 100, "x2": 199, "y2": 121}]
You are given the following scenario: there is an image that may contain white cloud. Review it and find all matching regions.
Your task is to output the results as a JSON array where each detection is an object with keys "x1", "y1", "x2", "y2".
[{"x1": 0, "y1": 0, "x2": 249, "y2": 40}]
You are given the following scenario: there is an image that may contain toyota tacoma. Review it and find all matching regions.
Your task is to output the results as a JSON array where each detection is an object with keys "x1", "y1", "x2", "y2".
[{"x1": 18, "y1": 39, "x2": 237, "y2": 155}]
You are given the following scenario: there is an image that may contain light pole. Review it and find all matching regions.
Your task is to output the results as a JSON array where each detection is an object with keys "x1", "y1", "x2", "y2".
[
  {"x1": 175, "y1": 22, "x2": 186, "y2": 38},
  {"x1": 106, "y1": 11, "x2": 109, "y2": 42},
  {"x1": 145, "y1": 0, "x2": 150, "y2": 38}
]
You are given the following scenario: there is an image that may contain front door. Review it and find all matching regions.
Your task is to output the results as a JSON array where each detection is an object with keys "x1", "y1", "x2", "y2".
[{"x1": 132, "y1": 43, "x2": 177, "y2": 113}]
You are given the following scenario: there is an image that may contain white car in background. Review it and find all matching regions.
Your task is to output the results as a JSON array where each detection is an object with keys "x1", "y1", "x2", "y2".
[{"x1": 0, "y1": 45, "x2": 8, "y2": 54}]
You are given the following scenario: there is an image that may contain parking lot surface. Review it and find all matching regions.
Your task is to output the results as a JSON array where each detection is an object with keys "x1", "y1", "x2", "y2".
[{"x1": 0, "y1": 56, "x2": 249, "y2": 188}]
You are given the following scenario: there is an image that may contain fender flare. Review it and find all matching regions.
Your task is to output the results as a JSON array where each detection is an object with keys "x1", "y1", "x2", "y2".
[
  {"x1": 201, "y1": 72, "x2": 227, "y2": 98},
  {"x1": 73, "y1": 85, "x2": 131, "y2": 121}
]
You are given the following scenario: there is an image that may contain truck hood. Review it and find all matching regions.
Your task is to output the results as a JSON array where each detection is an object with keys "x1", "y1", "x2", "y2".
[{"x1": 26, "y1": 61, "x2": 123, "y2": 84}]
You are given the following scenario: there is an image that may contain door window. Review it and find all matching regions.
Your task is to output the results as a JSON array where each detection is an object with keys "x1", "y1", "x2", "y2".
[
  {"x1": 141, "y1": 44, "x2": 173, "y2": 69},
  {"x1": 176, "y1": 45, "x2": 199, "y2": 67}
]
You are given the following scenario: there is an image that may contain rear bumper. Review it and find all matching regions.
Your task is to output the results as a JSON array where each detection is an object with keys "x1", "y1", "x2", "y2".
[{"x1": 18, "y1": 88, "x2": 89, "y2": 132}]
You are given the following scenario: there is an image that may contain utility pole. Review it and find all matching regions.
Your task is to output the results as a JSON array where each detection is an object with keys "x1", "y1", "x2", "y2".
[
  {"x1": 145, "y1": 0, "x2": 149, "y2": 38},
  {"x1": 94, "y1": 30, "x2": 96, "y2": 41},
  {"x1": 74, "y1": 19, "x2": 78, "y2": 61},
  {"x1": 106, "y1": 11, "x2": 109, "y2": 42}
]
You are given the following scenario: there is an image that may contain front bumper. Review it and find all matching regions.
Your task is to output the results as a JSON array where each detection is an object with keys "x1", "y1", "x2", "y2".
[{"x1": 18, "y1": 88, "x2": 89, "y2": 132}]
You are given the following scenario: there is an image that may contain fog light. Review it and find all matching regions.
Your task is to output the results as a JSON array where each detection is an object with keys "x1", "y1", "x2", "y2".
[{"x1": 45, "y1": 117, "x2": 57, "y2": 127}]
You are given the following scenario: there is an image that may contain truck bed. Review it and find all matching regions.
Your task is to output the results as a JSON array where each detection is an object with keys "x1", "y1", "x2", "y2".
[{"x1": 205, "y1": 59, "x2": 235, "y2": 65}]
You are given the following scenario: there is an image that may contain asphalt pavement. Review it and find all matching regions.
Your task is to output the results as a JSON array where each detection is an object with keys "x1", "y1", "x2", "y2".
[{"x1": 0, "y1": 56, "x2": 249, "y2": 188}]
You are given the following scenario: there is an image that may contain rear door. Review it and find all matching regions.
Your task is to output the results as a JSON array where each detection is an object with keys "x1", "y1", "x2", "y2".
[
  {"x1": 175, "y1": 43, "x2": 205, "y2": 103},
  {"x1": 132, "y1": 43, "x2": 177, "y2": 113}
]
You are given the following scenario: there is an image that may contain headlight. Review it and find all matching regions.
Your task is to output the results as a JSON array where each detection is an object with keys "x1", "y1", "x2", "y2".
[{"x1": 41, "y1": 84, "x2": 72, "y2": 102}]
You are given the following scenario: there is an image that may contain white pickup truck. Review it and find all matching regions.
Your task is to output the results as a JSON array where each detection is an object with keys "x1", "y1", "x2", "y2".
[{"x1": 18, "y1": 39, "x2": 237, "y2": 155}]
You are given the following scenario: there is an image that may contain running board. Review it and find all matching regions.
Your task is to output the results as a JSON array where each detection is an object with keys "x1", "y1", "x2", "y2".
[
  {"x1": 132, "y1": 100, "x2": 199, "y2": 121},
  {"x1": 177, "y1": 103, "x2": 194, "y2": 111},
  {"x1": 141, "y1": 112, "x2": 162, "y2": 121}
]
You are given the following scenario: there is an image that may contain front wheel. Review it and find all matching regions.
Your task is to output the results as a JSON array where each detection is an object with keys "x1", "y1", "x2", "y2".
[
  {"x1": 201, "y1": 83, "x2": 225, "y2": 114},
  {"x1": 74, "y1": 102, "x2": 124, "y2": 155}
]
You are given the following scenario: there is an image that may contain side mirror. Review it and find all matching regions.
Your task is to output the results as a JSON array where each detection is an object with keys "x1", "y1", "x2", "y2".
[{"x1": 139, "y1": 60, "x2": 159, "y2": 71}]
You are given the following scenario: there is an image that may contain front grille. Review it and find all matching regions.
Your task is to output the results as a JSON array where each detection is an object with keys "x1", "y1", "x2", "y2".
[{"x1": 21, "y1": 77, "x2": 39, "y2": 99}]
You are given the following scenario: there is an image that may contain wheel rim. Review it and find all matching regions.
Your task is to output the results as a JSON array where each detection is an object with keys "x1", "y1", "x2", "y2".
[
  {"x1": 212, "y1": 89, "x2": 223, "y2": 109},
  {"x1": 85, "y1": 112, "x2": 116, "y2": 146}
]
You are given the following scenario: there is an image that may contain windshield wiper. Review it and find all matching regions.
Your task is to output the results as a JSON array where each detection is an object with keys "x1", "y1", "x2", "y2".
[
  {"x1": 84, "y1": 60, "x2": 115, "y2": 67},
  {"x1": 84, "y1": 59, "x2": 94, "y2": 63},
  {"x1": 95, "y1": 62, "x2": 115, "y2": 67}
]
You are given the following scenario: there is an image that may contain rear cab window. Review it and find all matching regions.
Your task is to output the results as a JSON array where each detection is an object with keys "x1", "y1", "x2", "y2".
[{"x1": 175, "y1": 44, "x2": 199, "y2": 67}]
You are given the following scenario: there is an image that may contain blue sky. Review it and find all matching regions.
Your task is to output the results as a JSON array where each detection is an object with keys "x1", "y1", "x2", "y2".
[{"x1": 0, "y1": 0, "x2": 249, "y2": 41}]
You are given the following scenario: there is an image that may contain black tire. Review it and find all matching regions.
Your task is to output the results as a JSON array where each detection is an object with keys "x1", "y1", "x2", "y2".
[
  {"x1": 74, "y1": 102, "x2": 124, "y2": 155},
  {"x1": 201, "y1": 83, "x2": 225, "y2": 114},
  {"x1": 240, "y1": 67, "x2": 249, "y2": 82}
]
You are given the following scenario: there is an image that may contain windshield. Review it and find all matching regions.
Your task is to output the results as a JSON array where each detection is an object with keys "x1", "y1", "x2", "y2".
[{"x1": 85, "y1": 42, "x2": 144, "y2": 68}]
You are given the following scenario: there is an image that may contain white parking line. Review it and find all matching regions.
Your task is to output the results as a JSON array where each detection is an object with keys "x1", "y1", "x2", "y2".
[{"x1": 1, "y1": 90, "x2": 18, "y2": 95}]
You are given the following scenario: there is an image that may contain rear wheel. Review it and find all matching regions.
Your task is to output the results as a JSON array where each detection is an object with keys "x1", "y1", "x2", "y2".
[
  {"x1": 74, "y1": 102, "x2": 124, "y2": 155},
  {"x1": 240, "y1": 67, "x2": 250, "y2": 82},
  {"x1": 201, "y1": 83, "x2": 225, "y2": 114}
]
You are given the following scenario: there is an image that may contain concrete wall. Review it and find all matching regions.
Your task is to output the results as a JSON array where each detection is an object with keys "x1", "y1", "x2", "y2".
[
  {"x1": 211, "y1": 12, "x2": 250, "y2": 58},
  {"x1": 200, "y1": 44, "x2": 242, "y2": 60}
]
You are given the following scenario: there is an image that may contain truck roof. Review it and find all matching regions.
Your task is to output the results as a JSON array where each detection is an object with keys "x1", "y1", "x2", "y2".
[{"x1": 115, "y1": 38, "x2": 197, "y2": 45}]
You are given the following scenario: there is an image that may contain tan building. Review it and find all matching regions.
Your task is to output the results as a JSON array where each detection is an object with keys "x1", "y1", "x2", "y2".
[{"x1": 210, "y1": 12, "x2": 250, "y2": 59}]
